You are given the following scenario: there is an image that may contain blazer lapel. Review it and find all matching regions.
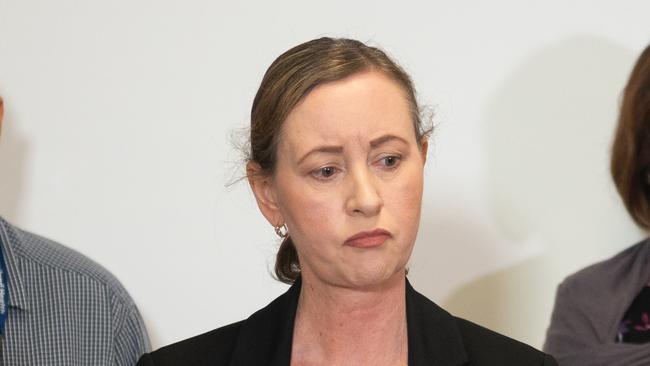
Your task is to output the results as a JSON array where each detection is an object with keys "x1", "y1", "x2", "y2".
[
  {"x1": 229, "y1": 277, "x2": 468, "y2": 366},
  {"x1": 406, "y1": 279, "x2": 468, "y2": 366},
  {"x1": 229, "y1": 278, "x2": 301, "y2": 366}
]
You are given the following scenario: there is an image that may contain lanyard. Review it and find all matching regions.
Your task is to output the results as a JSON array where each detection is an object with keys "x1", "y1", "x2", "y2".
[{"x1": 0, "y1": 244, "x2": 8, "y2": 335}]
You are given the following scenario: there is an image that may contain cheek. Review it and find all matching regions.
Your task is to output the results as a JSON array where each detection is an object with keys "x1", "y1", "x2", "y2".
[
  {"x1": 275, "y1": 178, "x2": 342, "y2": 245},
  {"x1": 384, "y1": 166, "x2": 424, "y2": 235}
]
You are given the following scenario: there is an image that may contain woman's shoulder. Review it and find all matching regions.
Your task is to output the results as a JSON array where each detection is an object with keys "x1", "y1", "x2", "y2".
[
  {"x1": 454, "y1": 317, "x2": 557, "y2": 366},
  {"x1": 137, "y1": 282, "x2": 299, "y2": 366},
  {"x1": 136, "y1": 321, "x2": 244, "y2": 366},
  {"x1": 560, "y1": 237, "x2": 650, "y2": 296},
  {"x1": 405, "y1": 280, "x2": 555, "y2": 365}
]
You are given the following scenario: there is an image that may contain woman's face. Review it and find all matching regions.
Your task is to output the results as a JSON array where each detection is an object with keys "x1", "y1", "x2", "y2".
[{"x1": 252, "y1": 70, "x2": 427, "y2": 289}]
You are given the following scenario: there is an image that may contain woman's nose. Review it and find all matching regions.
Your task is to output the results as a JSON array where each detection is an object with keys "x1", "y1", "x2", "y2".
[{"x1": 345, "y1": 168, "x2": 383, "y2": 217}]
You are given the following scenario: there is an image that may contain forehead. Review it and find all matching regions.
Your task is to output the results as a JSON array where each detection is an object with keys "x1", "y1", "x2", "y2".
[{"x1": 281, "y1": 71, "x2": 414, "y2": 149}]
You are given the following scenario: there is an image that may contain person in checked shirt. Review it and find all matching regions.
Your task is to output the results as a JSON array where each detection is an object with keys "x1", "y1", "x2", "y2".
[{"x1": 0, "y1": 97, "x2": 150, "y2": 365}]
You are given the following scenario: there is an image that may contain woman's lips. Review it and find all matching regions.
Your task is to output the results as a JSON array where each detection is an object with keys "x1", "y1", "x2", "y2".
[{"x1": 344, "y1": 228, "x2": 392, "y2": 248}]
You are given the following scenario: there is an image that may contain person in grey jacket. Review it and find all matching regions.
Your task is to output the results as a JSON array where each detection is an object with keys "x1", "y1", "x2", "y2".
[{"x1": 544, "y1": 44, "x2": 650, "y2": 365}]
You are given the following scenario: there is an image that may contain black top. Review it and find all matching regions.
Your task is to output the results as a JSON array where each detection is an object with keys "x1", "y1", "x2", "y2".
[
  {"x1": 138, "y1": 278, "x2": 556, "y2": 365},
  {"x1": 617, "y1": 285, "x2": 650, "y2": 343}
]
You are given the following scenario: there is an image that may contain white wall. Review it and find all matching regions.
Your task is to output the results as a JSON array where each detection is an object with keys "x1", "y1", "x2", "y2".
[{"x1": 0, "y1": 0, "x2": 647, "y2": 349}]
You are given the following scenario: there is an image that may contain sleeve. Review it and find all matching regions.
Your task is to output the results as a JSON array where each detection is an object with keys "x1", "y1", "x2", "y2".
[
  {"x1": 542, "y1": 353, "x2": 558, "y2": 366},
  {"x1": 113, "y1": 301, "x2": 152, "y2": 366},
  {"x1": 136, "y1": 353, "x2": 155, "y2": 366},
  {"x1": 544, "y1": 281, "x2": 650, "y2": 366}
]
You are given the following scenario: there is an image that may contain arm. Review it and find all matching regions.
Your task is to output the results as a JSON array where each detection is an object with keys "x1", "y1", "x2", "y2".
[
  {"x1": 113, "y1": 301, "x2": 152, "y2": 366},
  {"x1": 136, "y1": 353, "x2": 155, "y2": 366},
  {"x1": 542, "y1": 353, "x2": 558, "y2": 366}
]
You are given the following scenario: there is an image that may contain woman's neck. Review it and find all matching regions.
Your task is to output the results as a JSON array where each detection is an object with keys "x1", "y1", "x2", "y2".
[{"x1": 291, "y1": 271, "x2": 408, "y2": 366}]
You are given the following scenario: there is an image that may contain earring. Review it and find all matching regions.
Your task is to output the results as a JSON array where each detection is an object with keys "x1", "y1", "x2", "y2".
[{"x1": 274, "y1": 223, "x2": 288, "y2": 238}]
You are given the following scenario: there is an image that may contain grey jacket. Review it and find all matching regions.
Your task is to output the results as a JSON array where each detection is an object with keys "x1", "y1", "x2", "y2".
[{"x1": 544, "y1": 238, "x2": 650, "y2": 365}]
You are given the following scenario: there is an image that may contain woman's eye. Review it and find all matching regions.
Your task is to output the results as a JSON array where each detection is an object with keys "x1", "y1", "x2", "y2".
[
  {"x1": 379, "y1": 155, "x2": 401, "y2": 168},
  {"x1": 312, "y1": 166, "x2": 338, "y2": 180},
  {"x1": 320, "y1": 167, "x2": 336, "y2": 177}
]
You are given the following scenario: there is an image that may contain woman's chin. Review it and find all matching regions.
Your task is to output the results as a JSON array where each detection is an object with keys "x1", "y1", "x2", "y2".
[
  {"x1": 303, "y1": 259, "x2": 407, "y2": 291},
  {"x1": 340, "y1": 266, "x2": 406, "y2": 290}
]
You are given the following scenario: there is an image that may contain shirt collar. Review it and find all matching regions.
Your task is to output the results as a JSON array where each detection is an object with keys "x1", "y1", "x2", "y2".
[
  {"x1": 0, "y1": 217, "x2": 30, "y2": 311},
  {"x1": 230, "y1": 277, "x2": 299, "y2": 366},
  {"x1": 405, "y1": 278, "x2": 468, "y2": 365},
  {"x1": 230, "y1": 276, "x2": 468, "y2": 366}
]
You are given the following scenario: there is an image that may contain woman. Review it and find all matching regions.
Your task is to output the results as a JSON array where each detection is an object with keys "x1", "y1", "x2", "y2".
[
  {"x1": 138, "y1": 37, "x2": 556, "y2": 365},
  {"x1": 544, "y1": 45, "x2": 650, "y2": 365}
]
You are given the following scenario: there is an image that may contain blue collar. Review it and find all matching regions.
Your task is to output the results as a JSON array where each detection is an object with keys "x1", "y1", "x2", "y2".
[{"x1": 0, "y1": 217, "x2": 31, "y2": 311}]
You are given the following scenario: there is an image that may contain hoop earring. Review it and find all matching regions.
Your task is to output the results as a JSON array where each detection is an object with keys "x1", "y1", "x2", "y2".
[{"x1": 274, "y1": 223, "x2": 288, "y2": 238}]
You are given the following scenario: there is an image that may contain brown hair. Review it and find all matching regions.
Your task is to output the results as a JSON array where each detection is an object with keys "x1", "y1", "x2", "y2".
[
  {"x1": 611, "y1": 44, "x2": 650, "y2": 230},
  {"x1": 249, "y1": 37, "x2": 431, "y2": 283}
]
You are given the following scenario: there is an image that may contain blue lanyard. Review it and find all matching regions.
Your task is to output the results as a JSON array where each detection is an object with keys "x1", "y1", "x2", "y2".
[{"x1": 0, "y1": 243, "x2": 9, "y2": 335}]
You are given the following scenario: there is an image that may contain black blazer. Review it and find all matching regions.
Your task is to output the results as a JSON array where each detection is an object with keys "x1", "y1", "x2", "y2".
[{"x1": 138, "y1": 278, "x2": 557, "y2": 365}]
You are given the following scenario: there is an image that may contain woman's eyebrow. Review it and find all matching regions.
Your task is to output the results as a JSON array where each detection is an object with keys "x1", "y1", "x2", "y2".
[
  {"x1": 369, "y1": 134, "x2": 409, "y2": 148},
  {"x1": 297, "y1": 135, "x2": 409, "y2": 164},
  {"x1": 297, "y1": 145, "x2": 343, "y2": 165}
]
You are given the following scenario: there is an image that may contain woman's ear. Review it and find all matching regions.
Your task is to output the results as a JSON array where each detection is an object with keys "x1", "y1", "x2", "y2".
[
  {"x1": 420, "y1": 138, "x2": 428, "y2": 164},
  {"x1": 247, "y1": 161, "x2": 283, "y2": 226}
]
